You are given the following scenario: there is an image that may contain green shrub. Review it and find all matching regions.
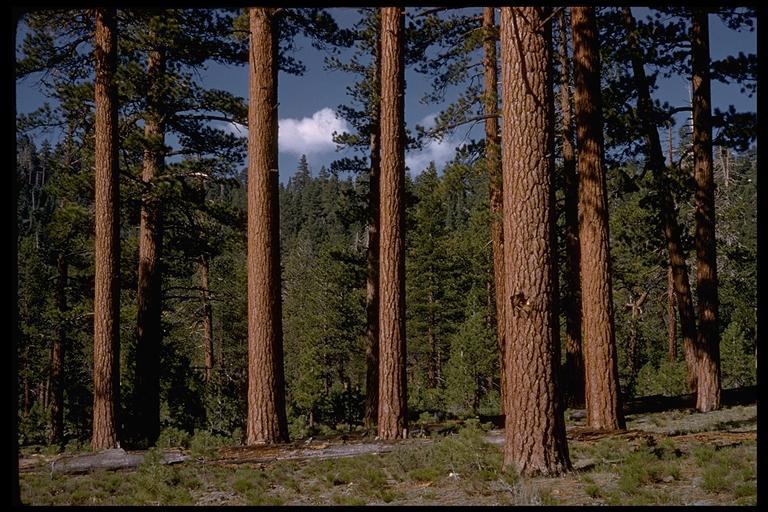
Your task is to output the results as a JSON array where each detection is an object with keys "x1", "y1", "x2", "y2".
[
  {"x1": 635, "y1": 359, "x2": 689, "y2": 398},
  {"x1": 720, "y1": 321, "x2": 756, "y2": 389},
  {"x1": 189, "y1": 430, "x2": 230, "y2": 458},
  {"x1": 156, "y1": 426, "x2": 191, "y2": 449}
]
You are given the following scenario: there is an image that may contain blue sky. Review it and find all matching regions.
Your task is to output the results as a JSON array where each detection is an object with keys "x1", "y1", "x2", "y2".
[{"x1": 15, "y1": 7, "x2": 756, "y2": 184}]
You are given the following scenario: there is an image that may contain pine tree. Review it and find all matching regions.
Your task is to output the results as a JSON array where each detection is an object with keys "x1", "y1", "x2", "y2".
[
  {"x1": 92, "y1": 7, "x2": 121, "y2": 451},
  {"x1": 691, "y1": 8, "x2": 721, "y2": 412},
  {"x1": 571, "y1": 6, "x2": 625, "y2": 430},
  {"x1": 246, "y1": 7, "x2": 289, "y2": 444},
  {"x1": 377, "y1": 6, "x2": 407, "y2": 440},
  {"x1": 499, "y1": 6, "x2": 570, "y2": 476}
]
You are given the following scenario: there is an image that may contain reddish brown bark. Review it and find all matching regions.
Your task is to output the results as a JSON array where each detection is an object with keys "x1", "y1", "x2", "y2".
[
  {"x1": 621, "y1": 7, "x2": 699, "y2": 394},
  {"x1": 246, "y1": 7, "x2": 289, "y2": 444},
  {"x1": 199, "y1": 255, "x2": 214, "y2": 383},
  {"x1": 377, "y1": 6, "x2": 407, "y2": 440},
  {"x1": 364, "y1": 27, "x2": 381, "y2": 431},
  {"x1": 668, "y1": 265, "x2": 677, "y2": 362},
  {"x1": 134, "y1": 42, "x2": 165, "y2": 446},
  {"x1": 49, "y1": 253, "x2": 68, "y2": 445},
  {"x1": 558, "y1": 8, "x2": 584, "y2": 409},
  {"x1": 92, "y1": 7, "x2": 120, "y2": 451},
  {"x1": 499, "y1": 7, "x2": 570, "y2": 476},
  {"x1": 691, "y1": 9, "x2": 721, "y2": 412},
  {"x1": 571, "y1": 6, "x2": 625, "y2": 431},
  {"x1": 483, "y1": 7, "x2": 506, "y2": 415}
]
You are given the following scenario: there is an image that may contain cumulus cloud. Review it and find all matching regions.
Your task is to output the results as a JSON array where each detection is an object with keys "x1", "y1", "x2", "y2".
[
  {"x1": 278, "y1": 108, "x2": 350, "y2": 156},
  {"x1": 405, "y1": 113, "x2": 465, "y2": 173},
  {"x1": 214, "y1": 108, "x2": 350, "y2": 157}
]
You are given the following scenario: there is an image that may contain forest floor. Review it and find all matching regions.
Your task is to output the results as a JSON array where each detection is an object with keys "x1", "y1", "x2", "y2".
[{"x1": 18, "y1": 396, "x2": 757, "y2": 506}]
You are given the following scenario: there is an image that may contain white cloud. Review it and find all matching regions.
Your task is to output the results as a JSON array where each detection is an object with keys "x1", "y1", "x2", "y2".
[
  {"x1": 417, "y1": 113, "x2": 437, "y2": 130},
  {"x1": 278, "y1": 108, "x2": 350, "y2": 156},
  {"x1": 405, "y1": 112, "x2": 465, "y2": 173},
  {"x1": 406, "y1": 137, "x2": 463, "y2": 173},
  {"x1": 213, "y1": 108, "x2": 350, "y2": 157}
]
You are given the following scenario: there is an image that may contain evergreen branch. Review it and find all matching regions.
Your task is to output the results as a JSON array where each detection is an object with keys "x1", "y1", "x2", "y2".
[{"x1": 424, "y1": 114, "x2": 499, "y2": 139}]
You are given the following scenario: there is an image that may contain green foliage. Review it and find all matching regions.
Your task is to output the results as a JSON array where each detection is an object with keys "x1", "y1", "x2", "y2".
[
  {"x1": 155, "y1": 426, "x2": 191, "y2": 449},
  {"x1": 634, "y1": 359, "x2": 689, "y2": 397},
  {"x1": 443, "y1": 311, "x2": 497, "y2": 417},
  {"x1": 719, "y1": 321, "x2": 756, "y2": 389}
]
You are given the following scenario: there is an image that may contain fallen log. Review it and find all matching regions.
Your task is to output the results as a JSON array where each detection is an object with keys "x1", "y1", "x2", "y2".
[{"x1": 48, "y1": 448, "x2": 189, "y2": 474}]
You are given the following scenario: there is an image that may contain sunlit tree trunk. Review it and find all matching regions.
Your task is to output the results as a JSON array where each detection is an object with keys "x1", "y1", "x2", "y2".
[
  {"x1": 499, "y1": 6, "x2": 570, "y2": 476},
  {"x1": 246, "y1": 7, "x2": 289, "y2": 444},
  {"x1": 92, "y1": 7, "x2": 120, "y2": 451},
  {"x1": 571, "y1": 6, "x2": 625, "y2": 431},
  {"x1": 377, "y1": 6, "x2": 407, "y2": 440}
]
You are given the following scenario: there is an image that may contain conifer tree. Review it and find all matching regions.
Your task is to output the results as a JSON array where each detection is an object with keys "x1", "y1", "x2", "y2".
[
  {"x1": 499, "y1": 6, "x2": 570, "y2": 475},
  {"x1": 377, "y1": 6, "x2": 407, "y2": 440},
  {"x1": 246, "y1": 7, "x2": 289, "y2": 444},
  {"x1": 571, "y1": 6, "x2": 624, "y2": 430},
  {"x1": 691, "y1": 8, "x2": 721, "y2": 412},
  {"x1": 92, "y1": 7, "x2": 121, "y2": 450}
]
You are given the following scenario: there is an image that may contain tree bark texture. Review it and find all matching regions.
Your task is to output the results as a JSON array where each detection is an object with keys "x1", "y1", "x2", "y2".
[
  {"x1": 621, "y1": 7, "x2": 699, "y2": 394},
  {"x1": 199, "y1": 255, "x2": 214, "y2": 383},
  {"x1": 557, "y1": 8, "x2": 584, "y2": 409},
  {"x1": 134, "y1": 42, "x2": 165, "y2": 446},
  {"x1": 377, "y1": 6, "x2": 407, "y2": 440},
  {"x1": 92, "y1": 7, "x2": 120, "y2": 451},
  {"x1": 483, "y1": 7, "x2": 506, "y2": 416},
  {"x1": 49, "y1": 253, "x2": 68, "y2": 445},
  {"x1": 499, "y1": 6, "x2": 570, "y2": 476},
  {"x1": 246, "y1": 7, "x2": 289, "y2": 444},
  {"x1": 571, "y1": 6, "x2": 625, "y2": 431},
  {"x1": 691, "y1": 9, "x2": 721, "y2": 412},
  {"x1": 668, "y1": 265, "x2": 677, "y2": 362},
  {"x1": 364, "y1": 27, "x2": 381, "y2": 431}
]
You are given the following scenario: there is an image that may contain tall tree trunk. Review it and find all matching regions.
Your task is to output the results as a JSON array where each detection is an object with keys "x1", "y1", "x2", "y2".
[
  {"x1": 49, "y1": 252, "x2": 68, "y2": 445},
  {"x1": 364, "y1": 26, "x2": 382, "y2": 431},
  {"x1": 483, "y1": 6, "x2": 506, "y2": 416},
  {"x1": 571, "y1": 6, "x2": 625, "y2": 431},
  {"x1": 668, "y1": 265, "x2": 678, "y2": 361},
  {"x1": 621, "y1": 7, "x2": 699, "y2": 394},
  {"x1": 557, "y1": 8, "x2": 585, "y2": 409},
  {"x1": 691, "y1": 8, "x2": 721, "y2": 412},
  {"x1": 134, "y1": 42, "x2": 165, "y2": 447},
  {"x1": 92, "y1": 7, "x2": 120, "y2": 451},
  {"x1": 199, "y1": 255, "x2": 214, "y2": 383},
  {"x1": 499, "y1": 7, "x2": 570, "y2": 476},
  {"x1": 377, "y1": 6, "x2": 407, "y2": 440},
  {"x1": 246, "y1": 7, "x2": 289, "y2": 444}
]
